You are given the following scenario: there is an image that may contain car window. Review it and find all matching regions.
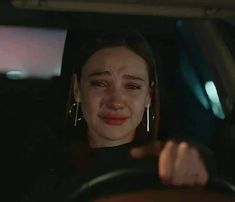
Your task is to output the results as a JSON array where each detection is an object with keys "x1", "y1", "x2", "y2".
[
  {"x1": 0, "y1": 25, "x2": 66, "y2": 79},
  {"x1": 0, "y1": 25, "x2": 67, "y2": 198}
]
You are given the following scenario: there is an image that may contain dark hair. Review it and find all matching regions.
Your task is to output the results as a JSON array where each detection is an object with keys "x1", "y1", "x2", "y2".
[
  {"x1": 73, "y1": 29, "x2": 160, "y2": 143},
  {"x1": 74, "y1": 29, "x2": 155, "y2": 85}
]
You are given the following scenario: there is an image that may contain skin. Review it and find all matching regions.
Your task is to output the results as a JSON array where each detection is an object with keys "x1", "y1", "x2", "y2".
[
  {"x1": 74, "y1": 45, "x2": 208, "y2": 186},
  {"x1": 74, "y1": 46, "x2": 151, "y2": 148},
  {"x1": 131, "y1": 141, "x2": 208, "y2": 186}
]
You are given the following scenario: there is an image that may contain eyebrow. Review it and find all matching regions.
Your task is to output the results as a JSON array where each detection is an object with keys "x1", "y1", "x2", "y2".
[
  {"x1": 88, "y1": 71, "x2": 145, "y2": 82},
  {"x1": 123, "y1": 74, "x2": 145, "y2": 82},
  {"x1": 88, "y1": 71, "x2": 110, "y2": 77}
]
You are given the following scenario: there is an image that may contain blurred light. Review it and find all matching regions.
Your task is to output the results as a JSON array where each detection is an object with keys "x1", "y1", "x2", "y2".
[
  {"x1": 176, "y1": 19, "x2": 183, "y2": 28},
  {"x1": 6, "y1": 70, "x2": 27, "y2": 80},
  {"x1": 180, "y1": 50, "x2": 210, "y2": 110},
  {"x1": 205, "y1": 81, "x2": 225, "y2": 119},
  {"x1": 52, "y1": 65, "x2": 61, "y2": 77},
  {"x1": 0, "y1": 26, "x2": 66, "y2": 78}
]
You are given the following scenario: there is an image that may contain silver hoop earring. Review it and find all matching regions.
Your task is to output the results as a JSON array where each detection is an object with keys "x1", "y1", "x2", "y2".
[
  {"x1": 69, "y1": 102, "x2": 83, "y2": 126},
  {"x1": 147, "y1": 104, "x2": 150, "y2": 132}
]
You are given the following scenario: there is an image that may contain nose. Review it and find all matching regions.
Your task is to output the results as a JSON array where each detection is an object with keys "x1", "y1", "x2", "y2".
[{"x1": 105, "y1": 88, "x2": 125, "y2": 111}]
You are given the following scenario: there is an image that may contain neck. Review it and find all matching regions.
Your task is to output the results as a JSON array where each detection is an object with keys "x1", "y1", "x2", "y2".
[{"x1": 88, "y1": 132, "x2": 135, "y2": 148}]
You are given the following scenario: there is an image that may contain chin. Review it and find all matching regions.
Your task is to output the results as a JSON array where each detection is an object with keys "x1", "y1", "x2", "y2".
[{"x1": 102, "y1": 131, "x2": 134, "y2": 143}]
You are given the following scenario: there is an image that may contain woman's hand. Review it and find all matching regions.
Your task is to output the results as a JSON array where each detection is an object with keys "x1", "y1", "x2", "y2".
[{"x1": 130, "y1": 140, "x2": 208, "y2": 186}]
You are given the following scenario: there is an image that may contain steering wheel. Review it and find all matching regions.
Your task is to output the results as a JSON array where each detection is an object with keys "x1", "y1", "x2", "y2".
[
  {"x1": 62, "y1": 168, "x2": 235, "y2": 202},
  {"x1": 60, "y1": 167, "x2": 235, "y2": 202},
  {"x1": 65, "y1": 166, "x2": 161, "y2": 201}
]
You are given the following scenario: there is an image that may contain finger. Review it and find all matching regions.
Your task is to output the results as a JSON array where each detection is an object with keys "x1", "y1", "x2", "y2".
[
  {"x1": 187, "y1": 147, "x2": 208, "y2": 186},
  {"x1": 171, "y1": 142, "x2": 191, "y2": 185},
  {"x1": 172, "y1": 173, "x2": 194, "y2": 186},
  {"x1": 197, "y1": 172, "x2": 208, "y2": 185},
  {"x1": 130, "y1": 141, "x2": 161, "y2": 159},
  {"x1": 172, "y1": 143, "x2": 208, "y2": 186},
  {"x1": 159, "y1": 140, "x2": 177, "y2": 183},
  {"x1": 195, "y1": 164, "x2": 208, "y2": 185}
]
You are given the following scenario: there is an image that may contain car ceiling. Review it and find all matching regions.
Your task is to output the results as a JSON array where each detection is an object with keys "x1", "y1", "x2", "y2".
[
  {"x1": 0, "y1": 1, "x2": 179, "y2": 36},
  {"x1": 1, "y1": 1, "x2": 235, "y2": 27},
  {"x1": 10, "y1": 0, "x2": 235, "y2": 19}
]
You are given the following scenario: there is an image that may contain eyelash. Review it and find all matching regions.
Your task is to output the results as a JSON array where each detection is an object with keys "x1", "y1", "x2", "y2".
[
  {"x1": 90, "y1": 81, "x2": 107, "y2": 87},
  {"x1": 126, "y1": 84, "x2": 141, "y2": 90},
  {"x1": 90, "y1": 81, "x2": 141, "y2": 90}
]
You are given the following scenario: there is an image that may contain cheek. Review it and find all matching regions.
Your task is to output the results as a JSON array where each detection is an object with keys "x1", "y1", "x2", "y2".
[
  {"x1": 80, "y1": 91, "x2": 102, "y2": 118},
  {"x1": 129, "y1": 96, "x2": 147, "y2": 120}
]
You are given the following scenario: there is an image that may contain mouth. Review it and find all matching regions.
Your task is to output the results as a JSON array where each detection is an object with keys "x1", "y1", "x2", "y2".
[{"x1": 99, "y1": 115, "x2": 128, "y2": 125}]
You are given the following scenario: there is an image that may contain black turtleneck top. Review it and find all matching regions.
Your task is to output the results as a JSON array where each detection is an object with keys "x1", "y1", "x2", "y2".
[{"x1": 24, "y1": 142, "x2": 157, "y2": 202}]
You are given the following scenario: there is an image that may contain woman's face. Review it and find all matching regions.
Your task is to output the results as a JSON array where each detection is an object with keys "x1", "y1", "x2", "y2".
[{"x1": 74, "y1": 46, "x2": 151, "y2": 148}]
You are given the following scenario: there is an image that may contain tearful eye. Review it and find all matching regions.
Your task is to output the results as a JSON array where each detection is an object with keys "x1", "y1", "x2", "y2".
[
  {"x1": 126, "y1": 83, "x2": 141, "y2": 90},
  {"x1": 90, "y1": 80, "x2": 108, "y2": 87}
]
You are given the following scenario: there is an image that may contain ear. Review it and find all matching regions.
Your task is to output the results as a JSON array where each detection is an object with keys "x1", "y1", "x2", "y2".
[{"x1": 73, "y1": 74, "x2": 80, "y2": 102}]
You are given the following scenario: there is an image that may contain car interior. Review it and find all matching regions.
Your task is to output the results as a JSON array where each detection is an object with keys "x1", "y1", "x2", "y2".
[{"x1": 0, "y1": 0, "x2": 235, "y2": 201}]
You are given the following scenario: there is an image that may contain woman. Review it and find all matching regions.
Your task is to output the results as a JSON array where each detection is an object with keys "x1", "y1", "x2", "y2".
[
  {"x1": 25, "y1": 29, "x2": 215, "y2": 202},
  {"x1": 70, "y1": 28, "x2": 211, "y2": 183}
]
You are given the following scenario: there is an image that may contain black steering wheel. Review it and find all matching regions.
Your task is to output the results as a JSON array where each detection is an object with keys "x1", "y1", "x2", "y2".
[
  {"x1": 62, "y1": 168, "x2": 235, "y2": 202},
  {"x1": 65, "y1": 166, "x2": 161, "y2": 201}
]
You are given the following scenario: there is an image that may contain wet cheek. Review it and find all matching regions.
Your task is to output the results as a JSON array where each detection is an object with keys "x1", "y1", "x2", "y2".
[
  {"x1": 81, "y1": 93, "x2": 102, "y2": 115},
  {"x1": 130, "y1": 99, "x2": 146, "y2": 119}
]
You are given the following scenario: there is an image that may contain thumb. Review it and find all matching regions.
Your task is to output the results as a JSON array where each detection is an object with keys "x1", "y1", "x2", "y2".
[{"x1": 130, "y1": 141, "x2": 162, "y2": 159}]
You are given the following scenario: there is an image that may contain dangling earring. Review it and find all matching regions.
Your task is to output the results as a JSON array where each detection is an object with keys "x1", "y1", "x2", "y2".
[
  {"x1": 147, "y1": 104, "x2": 150, "y2": 132},
  {"x1": 69, "y1": 102, "x2": 83, "y2": 126}
]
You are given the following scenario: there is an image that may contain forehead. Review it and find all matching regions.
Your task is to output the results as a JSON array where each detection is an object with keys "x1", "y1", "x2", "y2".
[{"x1": 82, "y1": 46, "x2": 148, "y2": 76}]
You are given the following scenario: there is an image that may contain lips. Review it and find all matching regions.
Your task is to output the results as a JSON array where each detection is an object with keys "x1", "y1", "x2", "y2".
[{"x1": 99, "y1": 114, "x2": 128, "y2": 125}]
